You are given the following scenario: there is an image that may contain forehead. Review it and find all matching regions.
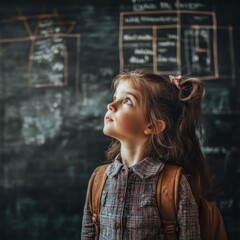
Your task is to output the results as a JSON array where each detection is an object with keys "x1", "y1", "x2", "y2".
[
  {"x1": 114, "y1": 80, "x2": 142, "y2": 99},
  {"x1": 114, "y1": 78, "x2": 140, "y2": 92}
]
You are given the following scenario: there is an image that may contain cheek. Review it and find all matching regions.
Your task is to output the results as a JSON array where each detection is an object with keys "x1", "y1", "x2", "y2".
[{"x1": 119, "y1": 114, "x2": 146, "y2": 133}]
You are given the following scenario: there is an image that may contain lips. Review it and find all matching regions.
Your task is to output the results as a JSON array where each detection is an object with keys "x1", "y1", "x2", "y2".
[{"x1": 105, "y1": 115, "x2": 113, "y2": 121}]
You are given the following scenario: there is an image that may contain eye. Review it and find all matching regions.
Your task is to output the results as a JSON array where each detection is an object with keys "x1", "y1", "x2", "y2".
[{"x1": 123, "y1": 97, "x2": 133, "y2": 105}]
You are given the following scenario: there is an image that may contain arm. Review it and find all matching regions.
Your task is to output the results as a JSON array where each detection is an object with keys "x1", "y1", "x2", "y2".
[
  {"x1": 177, "y1": 174, "x2": 201, "y2": 240},
  {"x1": 81, "y1": 179, "x2": 96, "y2": 240}
]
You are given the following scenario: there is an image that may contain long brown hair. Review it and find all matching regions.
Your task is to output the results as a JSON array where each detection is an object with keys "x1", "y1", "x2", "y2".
[{"x1": 105, "y1": 69, "x2": 212, "y2": 202}]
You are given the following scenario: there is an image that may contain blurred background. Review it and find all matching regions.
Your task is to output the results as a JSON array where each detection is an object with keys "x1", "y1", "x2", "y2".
[{"x1": 0, "y1": 0, "x2": 239, "y2": 239}]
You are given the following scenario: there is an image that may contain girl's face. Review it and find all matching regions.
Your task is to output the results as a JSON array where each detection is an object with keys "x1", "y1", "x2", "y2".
[{"x1": 103, "y1": 80, "x2": 149, "y2": 143}]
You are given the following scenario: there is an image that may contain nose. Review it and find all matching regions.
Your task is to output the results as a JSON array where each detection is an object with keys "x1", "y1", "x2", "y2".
[{"x1": 107, "y1": 102, "x2": 116, "y2": 111}]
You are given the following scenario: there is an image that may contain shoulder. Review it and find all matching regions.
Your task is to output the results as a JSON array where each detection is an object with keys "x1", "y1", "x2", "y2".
[
  {"x1": 87, "y1": 164, "x2": 109, "y2": 195},
  {"x1": 159, "y1": 164, "x2": 182, "y2": 185},
  {"x1": 94, "y1": 163, "x2": 109, "y2": 172},
  {"x1": 161, "y1": 165, "x2": 190, "y2": 191},
  {"x1": 160, "y1": 165, "x2": 196, "y2": 205},
  {"x1": 91, "y1": 164, "x2": 109, "y2": 178}
]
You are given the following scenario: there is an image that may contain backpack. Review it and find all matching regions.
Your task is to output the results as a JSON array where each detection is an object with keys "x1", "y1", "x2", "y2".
[{"x1": 87, "y1": 164, "x2": 227, "y2": 240}]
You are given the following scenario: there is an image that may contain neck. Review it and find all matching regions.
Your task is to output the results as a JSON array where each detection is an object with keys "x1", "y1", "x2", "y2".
[{"x1": 120, "y1": 141, "x2": 147, "y2": 167}]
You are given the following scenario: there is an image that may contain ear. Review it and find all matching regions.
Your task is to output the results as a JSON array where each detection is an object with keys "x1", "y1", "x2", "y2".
[{"x1": 144, "y1": 120, "x2": 166, "y2": 135}]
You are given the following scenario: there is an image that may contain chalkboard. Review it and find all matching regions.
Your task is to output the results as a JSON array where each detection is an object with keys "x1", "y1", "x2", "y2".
[{"x1": 0, "y1": 0, "x2": 239, "y2": 239}]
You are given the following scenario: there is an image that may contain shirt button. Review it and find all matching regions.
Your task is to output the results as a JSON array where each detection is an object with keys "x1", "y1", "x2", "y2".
[
  {"x1": 118, "y1": 195, "x2": 124, "y2": 202},
  {"x1": 114, "y1": 223, "x2": 121, "y2": 229}
]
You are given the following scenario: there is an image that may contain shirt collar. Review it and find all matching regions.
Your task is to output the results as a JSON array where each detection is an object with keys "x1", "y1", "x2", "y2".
[{"x1": 107, "y1": 154, "x2": 165, "y2": 179}]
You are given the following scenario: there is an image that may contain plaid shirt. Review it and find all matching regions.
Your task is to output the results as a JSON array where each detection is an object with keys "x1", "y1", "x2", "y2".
[{"x1": 81, "y1": 157, "x2": 200, "y2": 240}]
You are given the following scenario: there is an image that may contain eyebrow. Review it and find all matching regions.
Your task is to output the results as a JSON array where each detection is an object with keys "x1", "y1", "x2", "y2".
[
  {"x1": 124, "y1": 91, "x2": 140, "y2": 103},
  {"x1": 113, "y1": 91, "x2": 139, "y2": 102}
]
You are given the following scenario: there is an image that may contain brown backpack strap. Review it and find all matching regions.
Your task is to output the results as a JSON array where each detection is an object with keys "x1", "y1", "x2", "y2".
[
  {"x1": 88, "y1": 164, "x2": 108, "y2": 240},
  {"x1": 199, "y1": 198, "x2": 228, "y2": 240},
  {"x1": 156, "y1": 164, "x2": 182, "y2": 240}
]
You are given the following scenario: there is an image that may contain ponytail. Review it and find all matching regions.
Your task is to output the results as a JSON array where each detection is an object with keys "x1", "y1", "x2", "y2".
[{"x1": 170, "y1": 76, "x2": 212, "y2": 202}]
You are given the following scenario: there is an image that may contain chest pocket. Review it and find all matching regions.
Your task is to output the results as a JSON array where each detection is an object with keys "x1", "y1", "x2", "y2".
[
  {"x1": 140, "y1": 193, "x2": 157, "y2": 207},
  {"x1": 139, "y1": 193, "x2": 162, "y2": 234}
]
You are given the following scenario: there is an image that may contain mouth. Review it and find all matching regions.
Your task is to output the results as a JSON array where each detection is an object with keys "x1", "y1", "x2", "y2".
[{"x1": 105, "y1": 115, "x2": 113, "y2": 122}]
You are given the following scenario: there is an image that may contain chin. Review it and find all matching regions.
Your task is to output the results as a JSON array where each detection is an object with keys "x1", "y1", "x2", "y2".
[
  {"x1": 103, "y1": 127, "x2": 111, "y2": 136},
  {"x1": 103, "y1": 128, "x2": 115, "y2": 138}
]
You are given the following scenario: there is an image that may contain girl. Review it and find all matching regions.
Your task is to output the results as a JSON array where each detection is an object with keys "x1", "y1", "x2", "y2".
[{"x1": 81, "y1": 69, "x2": 212, "y2": 239}]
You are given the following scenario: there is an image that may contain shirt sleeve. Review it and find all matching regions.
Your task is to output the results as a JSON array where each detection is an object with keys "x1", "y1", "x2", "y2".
[
  {"x1": 81, "y1": 178, "x2": 96, "y2": 240},
  {"x1": 177, "y1": 174, "x2": 201, "y2": 240}
]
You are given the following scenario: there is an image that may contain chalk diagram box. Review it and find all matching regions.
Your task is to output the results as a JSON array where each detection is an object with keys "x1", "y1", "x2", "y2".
[
  {"x1": 119, "y1": 10, "x2": 219, "y2": 80},
  {"x1": 0, "y1": 13, "x2": 80, "y2": 89}
]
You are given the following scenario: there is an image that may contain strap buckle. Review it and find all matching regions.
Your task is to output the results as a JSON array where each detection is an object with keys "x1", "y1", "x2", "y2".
[
  {"x1": 91, "y1": 213, "x2": 98, "y2": 224},
  {"x1": 163, "y1": 220, "x2": 179, "y2": 233}
]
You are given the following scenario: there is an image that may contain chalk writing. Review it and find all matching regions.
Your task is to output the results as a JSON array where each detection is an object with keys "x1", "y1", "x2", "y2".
[
  {"x1": 119, "y1": 10, "x2": 218, "y2": 79},
  {"x1": 0, "y1": 13, "x2": 80, "y2": 89}
]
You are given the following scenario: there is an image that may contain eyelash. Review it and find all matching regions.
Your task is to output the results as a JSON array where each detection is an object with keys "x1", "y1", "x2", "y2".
[
  {"x1": 124, "y1": 98, "x2": 132, "y2": 105},
  {"x1": 112, "y1": 97, "x2": 133, "y2": 105}
]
